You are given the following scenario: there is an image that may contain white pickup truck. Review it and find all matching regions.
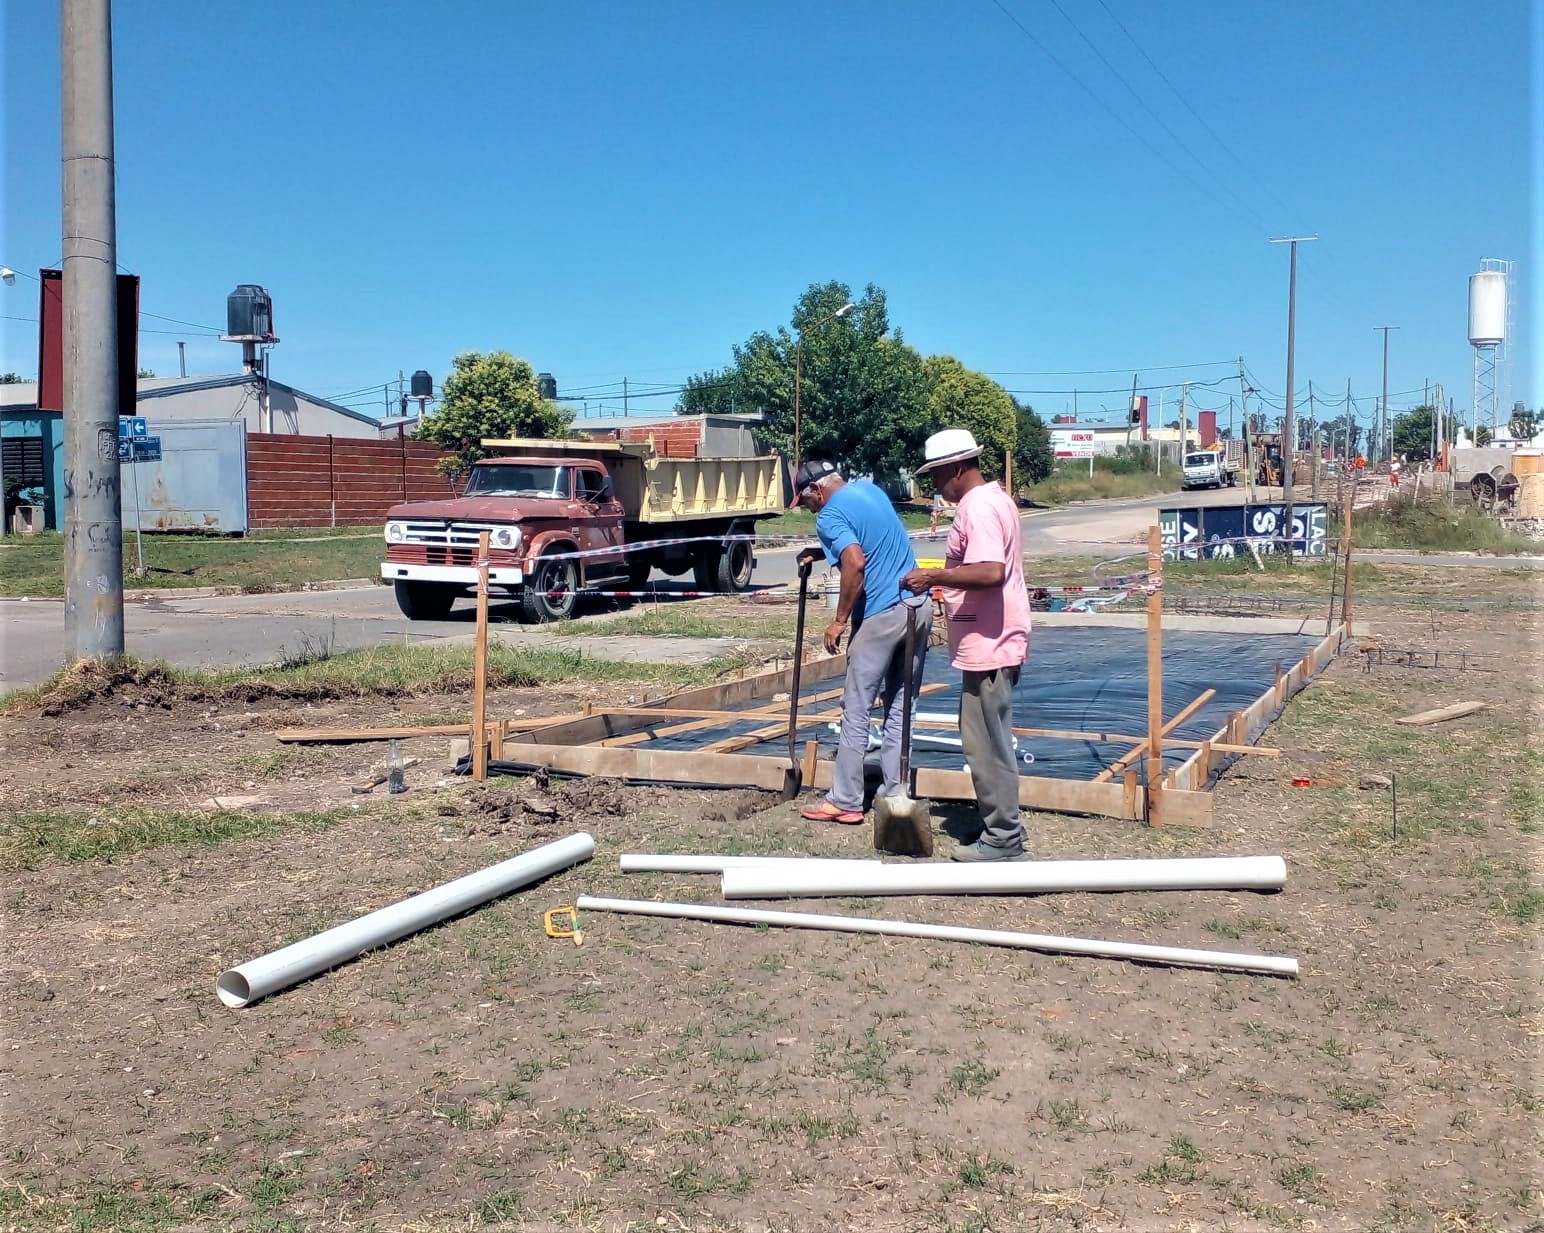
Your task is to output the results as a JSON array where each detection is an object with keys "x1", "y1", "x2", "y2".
[{"x1": 1181, "y1": 450, "x2": 1239, "y2": 490}]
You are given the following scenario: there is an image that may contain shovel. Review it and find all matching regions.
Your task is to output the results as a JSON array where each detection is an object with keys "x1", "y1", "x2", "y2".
[
  {"x1": 873, "y1": 600, "x2": 933, "y2": 856},
  {"x1": 781, "y1": 558, "x2": 814, "y2": 801}
]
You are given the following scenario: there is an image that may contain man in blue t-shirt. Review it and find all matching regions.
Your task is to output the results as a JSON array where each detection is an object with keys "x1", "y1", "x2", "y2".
[{"x1": 791, "y1": 459, "x2": 932, "y2": 824}]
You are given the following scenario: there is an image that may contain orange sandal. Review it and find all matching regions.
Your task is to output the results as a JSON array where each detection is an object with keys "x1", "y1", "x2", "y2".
[{"x1": 800, "y1": 800, "x2": 864, "y2": 825}]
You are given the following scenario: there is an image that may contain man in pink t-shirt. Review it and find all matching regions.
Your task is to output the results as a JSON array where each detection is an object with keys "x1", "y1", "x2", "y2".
[{"x1": 903, "y1": 429, "x2": 1031, "y2": 861}]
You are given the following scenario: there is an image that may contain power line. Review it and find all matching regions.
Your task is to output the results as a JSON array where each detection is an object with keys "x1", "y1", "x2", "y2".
[
  {"x1": 1092, "y1": 0, "x2": 1297, "y2": 221},
  {"x1": 987, "y1": 0, "x2": 1268, "y2": 233},
  {"x1": 1040, "y1": 0, "x2": 1269, "y2": 229}
]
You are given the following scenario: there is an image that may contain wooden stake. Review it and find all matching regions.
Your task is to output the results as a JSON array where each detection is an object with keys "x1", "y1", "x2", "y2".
[
  {"x1": 1145, "y1": 524, "x2": 1164, "y2": 825},
  {"x1": 1339, "y1": 479, "x2": 1355, "y2": 635},
  {"x1": 472, "y1": 530, "x2": 491, "y2": 781}
]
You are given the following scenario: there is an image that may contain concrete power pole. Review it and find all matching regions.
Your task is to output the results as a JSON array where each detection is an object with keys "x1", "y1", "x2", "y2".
[
  {"x1": 1271, "y1": 235, "x2": 1318, "y2": 559},
  {"x1": 61, "y1": 0, "x2": 125, "y2": 661},
  {"x1": 1376, "y1": 326, "x2": 1398, "y2": 463}
]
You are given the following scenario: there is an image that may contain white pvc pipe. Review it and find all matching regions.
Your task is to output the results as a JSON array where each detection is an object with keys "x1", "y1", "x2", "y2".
[
  {"x1": 619, "y1": 854, "x2": 881, "y2": 874},
  {"x1": 217, "y1": 832, "x2": 596, "y2": 1008},
  {"x1": 721, "y1": 855, "x2": 1286, "y2": 900},
  {"x1": 575, "y1": 895, "x2": 1298, "y2": 978}
]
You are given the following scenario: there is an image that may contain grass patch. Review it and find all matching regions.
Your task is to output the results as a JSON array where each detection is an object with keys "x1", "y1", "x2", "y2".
[
  {"x1": 0, "y1": 526, "x2": 387, "y2": 598},
  {"x1": 3, "y1": 805, "x2": 347, "y2": 871},
  {"x1": 553, "y1": 606, "x2": 795, "y2": 642},
  {"x1": 3, "y1": 643, "x2": 763, "y2": 717},
  {"x1": 1021, "y1": 463, "x2": 1180, "y2": 507},
  {"x1": 1340, "y1": 496, "x2": 1543, "y2": 553}
]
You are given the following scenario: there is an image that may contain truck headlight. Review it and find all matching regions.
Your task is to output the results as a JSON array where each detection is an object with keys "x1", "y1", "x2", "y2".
[
  {"x1": 492, "y1": 526, "x2": 520, "y2": 550},
  {"x1": 385, "y1": 521, "x2": 406, "y2": 543}
]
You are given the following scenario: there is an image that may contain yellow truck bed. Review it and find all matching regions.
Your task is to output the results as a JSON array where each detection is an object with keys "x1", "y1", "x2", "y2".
[{"x1": 481, "y1": 437, "x2": 785, "y2": 523}]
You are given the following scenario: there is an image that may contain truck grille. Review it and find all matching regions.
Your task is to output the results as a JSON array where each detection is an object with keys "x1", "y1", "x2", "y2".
[
  {"x1": 398, "y1": 519, "x2": 506, "y2": 548},
  {"x1": 388, "y1": 520, "x2": 522, "y2": 569}
]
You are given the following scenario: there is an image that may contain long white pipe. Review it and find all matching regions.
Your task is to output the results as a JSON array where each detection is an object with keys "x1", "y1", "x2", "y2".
[
  {"x1": 721, "y1": 855, "x2": 1286, "y2": 900},
  {"x1": 575, "y1": 895, "x2": 1298, "y2": 978},
  {"x1": 217, "y1": 832, "x2": 596, "y2": 1008},
  {"x1": 619, "y1": 854, "x2": 881, "y2": 874}
]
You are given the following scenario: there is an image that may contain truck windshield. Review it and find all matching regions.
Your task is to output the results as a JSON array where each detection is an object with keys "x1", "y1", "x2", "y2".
[
  {"x1": 1184, "y1": 454, "x2": 1214, "y2": 468},
  {"x1": 464, "y1": 464, "x2": 570, "y2": 498}
]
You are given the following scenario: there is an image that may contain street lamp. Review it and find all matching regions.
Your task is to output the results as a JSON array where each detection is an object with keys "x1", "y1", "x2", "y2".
[{"x1": 792, "y1": 301, "x2": 855, "y2": 470}]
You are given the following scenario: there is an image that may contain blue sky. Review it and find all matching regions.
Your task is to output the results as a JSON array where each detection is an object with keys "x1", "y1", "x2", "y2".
[{"x1": 3, "y1": 1, "x2": 1536, "y2": 435}]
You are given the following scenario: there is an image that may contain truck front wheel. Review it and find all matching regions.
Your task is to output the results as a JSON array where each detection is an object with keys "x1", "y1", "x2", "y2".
[
  {"x1": 394, "y1": 579, "x2": 457, "y2": 621},
  {"x1": 715, "y1": 539, "x2": 754, "y2": 591},
  {"x1": 521, "y1": 554, "x2": 579, "y2": 623}
]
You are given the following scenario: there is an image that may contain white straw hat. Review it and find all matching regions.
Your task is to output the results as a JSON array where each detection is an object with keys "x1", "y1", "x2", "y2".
[{"x1": 915, "y1": 428, "x2": 983, "y2": 473}]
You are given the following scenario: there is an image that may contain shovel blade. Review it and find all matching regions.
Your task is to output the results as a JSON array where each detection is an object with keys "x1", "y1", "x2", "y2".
[
  {"x1": 779, "y1": 765, "x2": 802, "y2": 802},
  {"x1": 873, "y1": 794, "x2": 934, "y2": 857}
]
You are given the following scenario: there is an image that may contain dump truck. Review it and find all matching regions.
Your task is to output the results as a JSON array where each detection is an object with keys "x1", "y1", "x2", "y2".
[
  {"x1": 381, "y1": 434, "x2": 785, "y2": 622},
  {"x1": 1181, "y1": 446, "x2": 1240, "y2": 490}
]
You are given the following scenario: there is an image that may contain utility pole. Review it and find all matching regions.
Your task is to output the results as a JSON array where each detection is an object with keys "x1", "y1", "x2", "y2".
[
  {"x1": 1271, "y1": 235, "x2": 1318, "y2": 558},
  {"x1": 177, "y1": 340, "x2": 186, "y2": 377},
  {"x1": 623, "y1": 377, "x2": 629, "y2": 417},
  {"x1": 1307, "y1": 381, "x2": 1318, "y2": 498},
  {"x1": 1376, "y1": 325, "x2": 1398, "y2": 464},
  {"x1": 62, "y1": 0, "x2": 125, "y2": 661}
]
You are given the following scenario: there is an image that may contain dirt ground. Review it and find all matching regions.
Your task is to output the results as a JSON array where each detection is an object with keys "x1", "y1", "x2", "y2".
[{"x1": 1, "y1": 585, "x2": 1540, "y2": 1232}]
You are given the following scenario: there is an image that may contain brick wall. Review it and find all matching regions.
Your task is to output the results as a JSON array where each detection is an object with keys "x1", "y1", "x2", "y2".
[
  {"x1": 575, "y1": 422, "x2": 702, "y2": 458},
  {"x1": 247, "y1": 433, "x2": 457, "y2": 528}
]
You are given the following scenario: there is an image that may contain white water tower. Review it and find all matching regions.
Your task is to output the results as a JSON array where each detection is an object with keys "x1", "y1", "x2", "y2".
[{"x1": 1469, "y1": 259, "x2": 1512, "y2": 433}]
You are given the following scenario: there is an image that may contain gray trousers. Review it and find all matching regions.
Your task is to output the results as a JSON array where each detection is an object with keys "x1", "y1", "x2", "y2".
[
  {"x1": 960, "y1": 665, "x2": 1025, "y2": 850},
  {"x1": 827, "y1": 600, "x2": 933, "y2": 812}
]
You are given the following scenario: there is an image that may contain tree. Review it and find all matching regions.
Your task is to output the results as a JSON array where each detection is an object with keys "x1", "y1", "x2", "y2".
[
  {"x1": 1391, "y1": 404, "x2": 1459, "y2": 462},
  {"x1": 137, "y1": 367, "x2": 156, "y2": 379},
  {"x1": 416, "y1": 350, "x2": 572, "y2": 477},
  {"x1": 678, "y1": 280, "x2": 930, "y2": 482},
  {"x1": 1011, "y1": 401, "x2": 1052, "y2": 490},
  {"x1": 919, "y1": 356, "x2": 1017, "y2": 483},
  {"x1": 1509, "y1": 407, "x2": 1539, "y2": 442},
  {"x1": 0, "y1": 373, "x2": 24, "y2": 384},
  {"x1": 1474, "y1": 424, "x2": 1493, "y2": 448}
]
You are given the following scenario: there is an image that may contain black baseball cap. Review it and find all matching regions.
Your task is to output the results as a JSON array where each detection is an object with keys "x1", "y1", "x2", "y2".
[{"x1": 790, "y1": 458, "x2": 839, "y2": 507}]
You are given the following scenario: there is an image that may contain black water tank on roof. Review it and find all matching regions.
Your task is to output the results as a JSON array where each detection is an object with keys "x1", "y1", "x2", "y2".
[
  {"x1": 410, "y1": 369, "x2": 433, "y2": 399},
  {"x1": 226, "y1": 284, "x2": 274, "y2": 339},
  {"x1": 537, "y1": 372, "x2": 557, "y2": 400}
]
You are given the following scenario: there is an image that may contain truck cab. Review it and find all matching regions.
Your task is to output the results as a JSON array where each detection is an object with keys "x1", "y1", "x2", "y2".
[
  {"x1": 383, "y1": 457, "x2": 627, "y2": 623},
  {"x1": 1181, "y1": 450, "x2": 1237, "y2": 490}
]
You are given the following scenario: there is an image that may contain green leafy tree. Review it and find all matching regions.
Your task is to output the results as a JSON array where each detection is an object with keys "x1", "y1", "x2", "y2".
[
  {"x1": 1391, "y1": 404, "x2": 1459, "y2": 462},
  {"x1": 0, "y1": 373, "x2": 24, "y2": 384},
  {"x1": 1474, "y1": 424, "x2": 1493, "y2": 448},
  {"x1": 919, "y1": 356, "x2": 1017, "y2": 483},
  {"x1": 416, "y1": 350, "x2": 572, "y2": 477},
  {"x1": 1509, "y1": 407, "x2": 1539, "y2": 441},
  {"x1": 1011, "y1": 401, "x2": 1053, "y2": 490},
  {"x1": 137, "y1": 368, "x2": 156, "y2": 379},
  {"x1": 678, "y1": 281, "x2": 930, "y2": 483}
]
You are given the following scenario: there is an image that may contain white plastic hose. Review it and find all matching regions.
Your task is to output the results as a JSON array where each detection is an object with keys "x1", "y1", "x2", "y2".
[
  {"x1": 720, "y1": 854, "x2": 1286, "y2": 900},
  {"x1": 619, "y1": 854, "x2": 880, "y2": 874},
  {"x1": 575, "y1": 895, "x2": 1298, "y2": 977},
  {"x1": 217, "y1": 832, "x2": 596, "y2": 1008}
]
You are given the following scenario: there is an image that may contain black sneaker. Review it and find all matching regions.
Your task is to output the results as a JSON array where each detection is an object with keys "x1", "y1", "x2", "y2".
[{"x1": 951, "y1": 841, "x2": 1027, "y2": 863}]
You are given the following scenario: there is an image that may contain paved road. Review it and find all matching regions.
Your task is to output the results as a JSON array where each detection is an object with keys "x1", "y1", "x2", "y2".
[{"x1": 3, "y1": 486, "x2": 1537, "y2": 693}]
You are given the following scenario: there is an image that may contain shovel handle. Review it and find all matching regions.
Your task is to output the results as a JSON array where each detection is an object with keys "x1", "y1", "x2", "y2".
[
  {"x1": 788, "y1": 559, "x2": 814, "y2": 769},
  {"x1": 899, "y1": 602, "x2": 916, "y2": 787}
]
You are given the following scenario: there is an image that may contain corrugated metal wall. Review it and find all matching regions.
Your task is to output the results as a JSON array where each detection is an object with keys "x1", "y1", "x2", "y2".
[
  {"x1": 121, "y1": 420, "x2": 248, "y2": 532},
  {"x1": 246, "y1": 432, "x2": 456, "y2": 528}
]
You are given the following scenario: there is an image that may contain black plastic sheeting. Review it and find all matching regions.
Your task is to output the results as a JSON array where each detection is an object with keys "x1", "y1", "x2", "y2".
[{"x1": 653, "y1": 626, "x2": 1318, "y2": 782}]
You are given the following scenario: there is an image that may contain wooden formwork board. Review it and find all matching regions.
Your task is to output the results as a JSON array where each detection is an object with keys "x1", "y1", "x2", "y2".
[
  {"x1": 1170, "y1": 624, "x2": 1345, "y2": 793},
  {"x1": 467, "y1": 617, "x2": 1324, "y2": 827}
]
